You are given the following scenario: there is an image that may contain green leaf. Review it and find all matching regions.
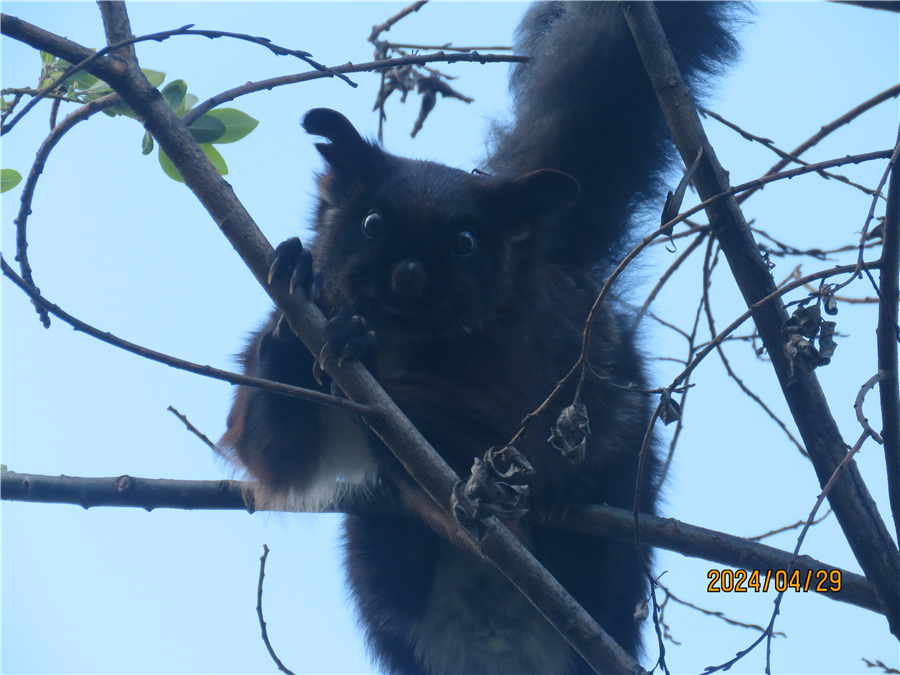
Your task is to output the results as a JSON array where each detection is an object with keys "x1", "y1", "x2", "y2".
[
  {"x1": 41, "y1": 51, "x2": 56, "y2": 65},
  {"x1": 142, "y1": 69, "x2": 166, "y2": 88},
  {"x1": 187, "y1": 114, "x2": 226, "y2": 144},
  {"x1": 160, "y1": 80, "x2": 187, "y2": 115},
  {"x1": 1, "y1": 169, "x2": 23, "y2": 194},
  {"x1": 158, "y1": 144, "x2": 228, "y2": 183},
  {"x1": 158, "y1": 149, "x2": 183, "y2": 183},
  {"x1": 201, "y1": 144, "x2": 228, "y2": 176},
  {"x1": 206, "y1": 108, "x2": 259, "y2": 144},
  {"x1": 71, "y1": 72, "x2": 99, "y2": 89},
  {"x1": 83, "y1": 78, "x2": 112, "y2": 94},
  {"x1": 142, "y1": 131, "x2": 154, "y2": 155},
  {"x1": 183, "y1": 93, "x2": 199, "y2": 112},
  {"x1": 107, "y1": 105, "x2": 138, "y2": 120}
]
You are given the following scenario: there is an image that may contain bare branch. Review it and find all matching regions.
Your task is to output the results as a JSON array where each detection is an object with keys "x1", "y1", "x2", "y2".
[
  {"x1": 621, "y1": 0, "x2": 900, "y2": 636},
  {"x1": 0, "y1": 472, "x2": 253, "y2": 511},
  {"x1": 1, "y1": 255, "x2": 370, "y2": 416},
  {"x1": 181, "y1": 51, "x2": 527, "y2": 129},
  {"x1": 701, "y1": 105, "x2": 882, "y2": 198},
  {"x1": 856, "y1": 373, "x2": 886, "y2": 444},
  {"x1": 878, "y1": 131, "x2": 900, "y2": 543},
  {"x1": 737, "y1": 83, "x2": 900, "y2": 204},
  {"x1": 1, "y1": 472, "x2": 881, "y2": 617},
  {"x1": 13, "y1": 93, "x2": 121, "y2": 327},
  {"x1": 257, "y1": 546, "x2": 296, "y2": 675},
  {"x1": 369, "y1": 1, "x2": 429, "y2": 42}
]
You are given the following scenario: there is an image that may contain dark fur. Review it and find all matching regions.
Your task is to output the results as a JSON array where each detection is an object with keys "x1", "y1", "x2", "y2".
[{"x1": 220, "y1": 4, "x2": 740, "y2": 673}]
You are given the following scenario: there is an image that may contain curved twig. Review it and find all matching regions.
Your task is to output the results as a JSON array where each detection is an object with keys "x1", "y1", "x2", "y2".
[
  {"x1": 180, "y1": 51, "x2": 528, "y2": 128},
  {"x1": 856, "y1": 373, "x2": 886, "y2": 444},
  {"x1": 1, "y1": 255, "x2": 371, "y2": 416},
  {"x1": 736, "y1": 83, "x2": 900, "y2": 204},
  {"x1": 14, "y1": 92, "x2": 121, "y2": 327},
  {"x1": 0, "y1": 19, "x2": 355, "y2": 134},
  {"x1": 701, "y1": 105, "x2": 883, "y2": 198},
  {"x1": 257, "y1": 546, "x2": 296, "y2": 675}
]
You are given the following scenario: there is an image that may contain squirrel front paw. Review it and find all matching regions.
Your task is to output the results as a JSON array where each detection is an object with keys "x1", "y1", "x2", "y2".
[
  {"x1": 268, "y1": 237, "x2": 323, "y2": 302},
  {"x1": 266, "y1": 237, "x2": 325, "y2": 343},
  {"x1": 319, "y1": 312, "x2": 377, "y2": 369}
]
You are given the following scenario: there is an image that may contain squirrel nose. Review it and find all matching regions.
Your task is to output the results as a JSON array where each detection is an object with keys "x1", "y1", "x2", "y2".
[{"x1": 390, "y1": 259, "x2": 427, "y2": 299}]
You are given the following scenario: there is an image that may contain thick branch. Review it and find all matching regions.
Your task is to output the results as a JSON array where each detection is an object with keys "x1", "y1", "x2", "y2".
[
  {"x1": 879, "y1": 140, "x2": 900, "y2": 544},
  {"x1": 620, "y1": 1, "x2": 900, "y2": 637},
  {"x1": 1, "y1": 472, "x2": 251, "y2": 511},
  {"x1": 0, "y1": 472, "x2": 881, "y2": 616}
]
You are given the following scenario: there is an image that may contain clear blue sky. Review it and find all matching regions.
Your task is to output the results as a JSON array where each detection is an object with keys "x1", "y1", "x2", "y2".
[{"x1": 2, "y1": 2, "x2": 898, "y2": 674}]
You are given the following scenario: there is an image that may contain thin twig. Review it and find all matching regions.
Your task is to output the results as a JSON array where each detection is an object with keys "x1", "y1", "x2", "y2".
[
  {"x1": 379, "y1": 42, "x2": 513, "y2": 53},
  {"x1": 856, "y1": 373, "x2": 886, "y2": 444},
  {"x1": 1, "y1": 255, "x2": 371, "y2": 416},
  {"x1": 257, "y1": 546, "x2": 296, "y2": 675},
  {"x1": 701, "y1": 105, "x2": 881, "y2": 198},
  {"x1": 748, "y1": 510, "x2": 832, "y2": 542},
  {"x1": 737, "y1": 84, "x2": 900, "y2": 204},
  {"x1": 633, "y1": 230, "x2": 707, "y2": 330},
  {"x1": 702, "y1": 232, "x2": 809, "y2": 459},
  {"x1": 369, "y1": 1, "x2": 429, "y2": 42},
  {"x1": 0, "y1": 19, "x2": 354, "y2": 134},
  {"x1": 659, "y1": 583, "x2": 785, "y2": 635},
  {"x1": 14, "y1": 92, "x2": 122, "y2": 327},
  {"x1": 167, "y1": 406, "x2": 216, "y2": 450},
  {"x1": 181, "y1": 51, "x2": 527, "y2": 129}
]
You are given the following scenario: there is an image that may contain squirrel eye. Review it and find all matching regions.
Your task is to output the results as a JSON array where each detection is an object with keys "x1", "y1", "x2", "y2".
[
  {"x1": 454, "y1": 231, "x2": 476, "y2": 256},
  {"x1": 362, "y1": 211, "x2": 384, "y2": 238}
]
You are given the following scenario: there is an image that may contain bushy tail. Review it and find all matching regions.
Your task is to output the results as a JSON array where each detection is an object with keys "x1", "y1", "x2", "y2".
[{"x1": 487, "y1": 2, "x2": 743, "y2": 268}]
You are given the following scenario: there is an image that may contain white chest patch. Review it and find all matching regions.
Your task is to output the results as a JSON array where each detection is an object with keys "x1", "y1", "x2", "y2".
[
  {"x1": 412, "y1": 542, "x2": 573, "y2": 675},
  {"x1": 297, "y1": 406, "x2": 379, "y2": 511}
]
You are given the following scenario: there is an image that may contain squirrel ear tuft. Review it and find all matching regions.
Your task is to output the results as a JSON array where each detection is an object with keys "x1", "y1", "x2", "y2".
[{"x1": 302, "y1": 109, "x2": 374, "y2": 172}]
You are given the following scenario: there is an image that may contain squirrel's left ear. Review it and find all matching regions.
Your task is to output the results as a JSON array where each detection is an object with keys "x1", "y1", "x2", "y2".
[
  {"x1": 302, "y1": 108, "x2": 379, "y2": 175},
  {"x1": 515, "y1": 169, "x2": 581, "y2": 214},
  {"x1": 480, "y1": 168, "x2": 581, "y2": 224}
]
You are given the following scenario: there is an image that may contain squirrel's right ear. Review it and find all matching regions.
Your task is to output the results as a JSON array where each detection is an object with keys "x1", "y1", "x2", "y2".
[{"x1": 302, "y1": 108, "x2": 375, "y2": 173}]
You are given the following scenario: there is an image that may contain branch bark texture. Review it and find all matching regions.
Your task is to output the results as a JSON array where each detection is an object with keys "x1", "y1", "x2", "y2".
[
  {"x1": 1, "y1": 472, "x2": 881, "y2": 616},
  {"x1": 620, "y1": 0, "x2": 900, "y2": 637}
]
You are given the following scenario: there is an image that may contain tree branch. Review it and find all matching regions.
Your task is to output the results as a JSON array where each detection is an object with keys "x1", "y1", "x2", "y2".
[
  {"x1": 0, "y1": 471, "x2": 882, "y2": 616},
  {"x1": 736, "y1": 83, "x2": 900, "y2": 204},
  {"x1": 0, "y1": 255, "x2": 370, "y2": 416},
  {"x1": 12, "y1": 92, "x2": 121, "y2": 327},
  {"x1": 878, "y1": 132, "x2": 900, "y2": 544},
  {"x1": 620, "y1": 0, "x2": 900, "y2": 637}
]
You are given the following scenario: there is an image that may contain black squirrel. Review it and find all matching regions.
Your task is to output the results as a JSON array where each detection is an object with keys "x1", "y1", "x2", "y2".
[{"x1": 219, "y1": 3, "x2": 740, "y2": 673}]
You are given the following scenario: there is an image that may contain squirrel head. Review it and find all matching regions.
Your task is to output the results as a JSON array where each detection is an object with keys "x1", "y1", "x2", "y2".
[{"x1": 303, "y1": 109, "x2": 580, "y2": 336}]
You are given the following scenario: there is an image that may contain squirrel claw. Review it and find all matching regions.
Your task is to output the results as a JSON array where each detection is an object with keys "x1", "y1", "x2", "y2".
[
  {"x1": 268, "y1": 238, "x2": 320, "y2": 301},
  {"x1": 318, "y1": 312, "x2": 377, "y2": 370}
]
